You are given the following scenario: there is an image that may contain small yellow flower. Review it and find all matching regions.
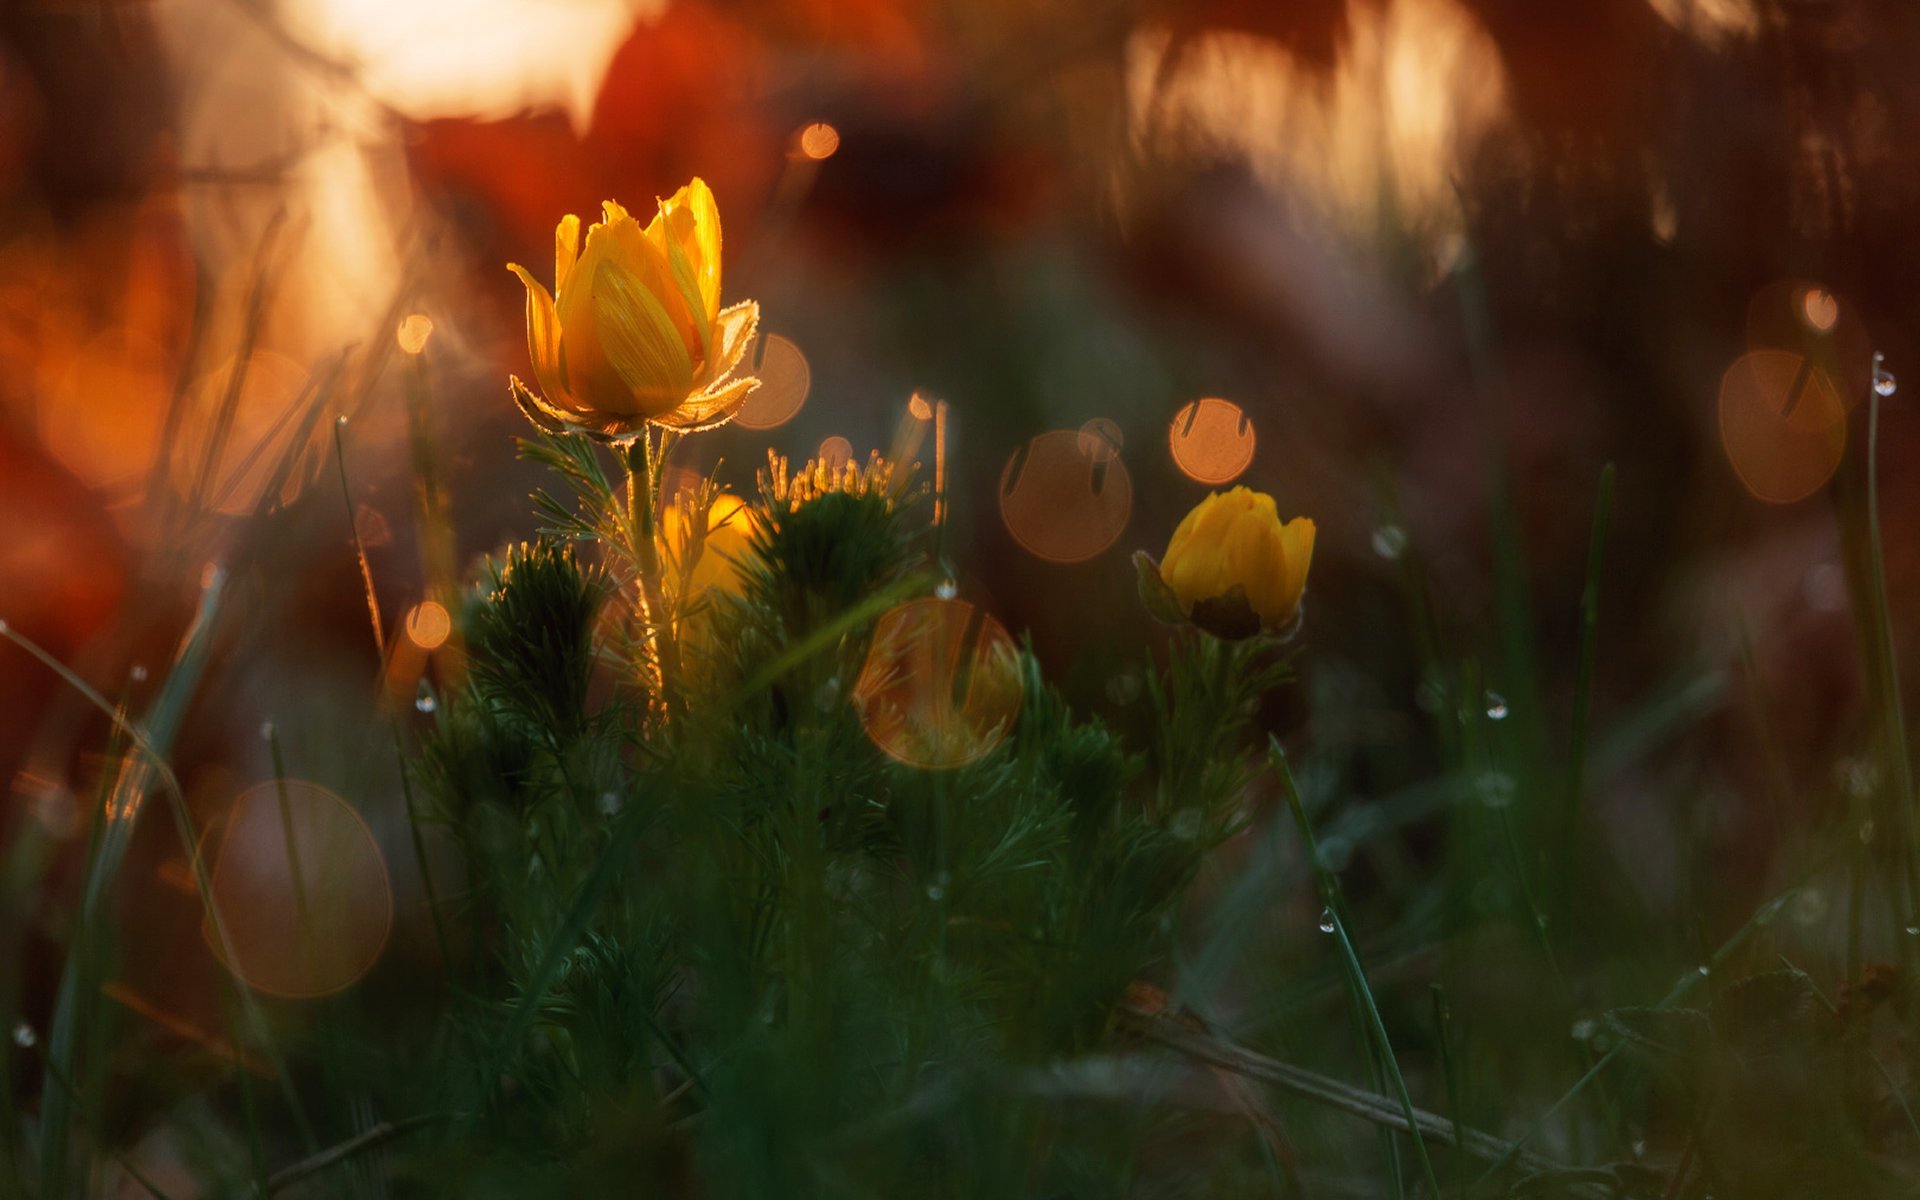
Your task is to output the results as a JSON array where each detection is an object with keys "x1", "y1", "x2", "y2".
[
  {"x1": 508, "y1": 179, "x2": 760, "y2": 440},
  {"x1": 1140, "y1": 487, "x2": 1315, "y2": 639}
]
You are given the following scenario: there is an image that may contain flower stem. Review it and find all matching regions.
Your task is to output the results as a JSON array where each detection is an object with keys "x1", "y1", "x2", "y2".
[{"x1": 625, "y1": 431, "x2": 679, "y2": 713}]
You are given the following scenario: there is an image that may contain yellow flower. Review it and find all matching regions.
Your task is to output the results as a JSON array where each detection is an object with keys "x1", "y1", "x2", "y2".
[
  {"x1": 507, "y1": 179, "x2": 761, "y2": 440},
  {"x1": 1147, "y1": 487, "x2": 1314, "y2": 639}
]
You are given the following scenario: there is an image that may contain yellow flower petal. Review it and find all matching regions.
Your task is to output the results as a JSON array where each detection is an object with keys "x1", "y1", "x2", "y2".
[
  {"x1": 507, "y1": 263, "x2": 569, "y2": 409},
  {"x1": 651, "y1": 371, "x2": 760, "y2": 432},
  {"x1": 592, "y1": 257, "x2": 695, "y2": 413},
  {"x1": 555, "y1": 214, "x2": 580, "y2": 294}
]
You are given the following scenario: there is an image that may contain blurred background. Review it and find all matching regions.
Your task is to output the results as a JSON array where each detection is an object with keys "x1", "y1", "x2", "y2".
[{"x1": 4, "y1": 0, "x2": 1920, "y2": 1183}]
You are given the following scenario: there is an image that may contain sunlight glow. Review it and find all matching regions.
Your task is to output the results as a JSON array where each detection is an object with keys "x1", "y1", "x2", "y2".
[{"x1": 1127, "y1": 0, "x2": 1508, "y2": 248}]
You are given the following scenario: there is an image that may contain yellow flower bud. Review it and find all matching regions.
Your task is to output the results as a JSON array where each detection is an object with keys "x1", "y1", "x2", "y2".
[
  {"x1": 507, "y1": 179, "x2": 761, "y2": 441},
  {"x1": 1158, "y1": 487, "x2": 1315, "y2": 638}
]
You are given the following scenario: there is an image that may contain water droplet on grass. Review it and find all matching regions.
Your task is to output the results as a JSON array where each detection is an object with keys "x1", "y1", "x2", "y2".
[
  {"x1": 414, "y1": 682, "x2": 437, "y2": 714},
  {"x1": 129, "y1": 664, "x2": 148, "y2": 681},
  {"x1": 1484, "y1": 692, "x2": 1508, "y2": 720},
  {"x1": 1318, "y1": 908, "x2": 1336, "y2": 934},
  {"x1": 1570, "y1": 1018, "x2": 1596, "y2": 1041},
  {"x1": 11, "y1": 1022, "x2": 33, "y2": 1048},
  {"x1": 1873, "y1": 353, "x2": 1897, "y2": 396},
  {"x1": 935, "y1": 579, "x2": 957, "y2": 600}
]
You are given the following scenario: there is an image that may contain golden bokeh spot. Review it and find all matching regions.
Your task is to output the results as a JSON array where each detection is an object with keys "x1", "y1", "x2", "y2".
[
  {"x1": 797, "y1": 121, "x2": 841, "y2": 160},
  {"x1": 40, "y1": 328, "x2": 173, "y2": 496},
  {"x1": 1077, "y1": 417, "x2": 1124, "y2": 464},
  {"x1": 396, "y1": 312, "x2": 435, "y2": 355},
  {"x1": 853, "y1": 597, "x2": 1023, "y2": 770},
  {"x1": 817, "y1": 435, "x2": 854, "y2": 473},
  {"x1": 1801, "y1": 288, "x2": 1838, "y2": 332},
  {"x1": 405, "y1": 600, "x2": 452, "y2": 650},
  {"x1": 1745, "y1": 279, "x2": 1870, "y2": 405},
  {"x1": 999, "y1": 430, "x2": 1133, "y2": 563},
  {"x1": 1718, "y1": 349, "x2": 1846, "y2": 505},
  {"x1": 168, "y1": 351, "x2": 326, "y2": 515},
  {"x1": 1169, "y1": 397, "x2": 1257, "y2": 485},
  {"x1": 204, "y1": 780, "x2": 393, "y2": 999},
  {"x1": 732, "y1": 332, "x2": 810, "y2": 430},
  {"x1": 908, "y1": 392, "x2": 935, "y2": 421}
]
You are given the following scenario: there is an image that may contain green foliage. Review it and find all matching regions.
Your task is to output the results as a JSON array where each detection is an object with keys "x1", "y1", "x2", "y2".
[{"x1": 383, "y1": 447, "x2": 1309, "y2": 1196}]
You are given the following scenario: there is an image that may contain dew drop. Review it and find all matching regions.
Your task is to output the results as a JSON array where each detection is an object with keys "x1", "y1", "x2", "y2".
[
  {"x1": 1631, "y1": 1140, "x2": 1647, "y2": 1159},
  {"x1": 1169, "y1": 809, "x2": 1205, "y2": 841},
  {"x1": 1370, "y1": 525, "x2": 1408, "y2": 561},
  {"x1": 414, "y1": 682, "x2": 437, "y2": 714},
  {"x1": 1484, "y1": 692, "x2": 1509, "y2": 721},
  {"x1": 0, "y1": 618, "x2": 9, "y2": 635},
  {"x1": 926, "y1": 871, "x2": 951, "y2": 902},
  {"x1": 258, "y1": 721, "x2": 274, "y2": 741},
  {"x1": 336, "y1": 414, "x2": 349, "y2": 427},
  {"x1": 1317, "y1": 907, "x2": 1336, "y2": 934},
  {"x1": 10, "y1": 1022, "x2": 32, "y2": 1049},
  {"x1": 1905, "y1": 925, "x2": 1919, "y2": 937},
  {"x1": 1695, "y1": 964, "x2": 1710, "y2": 977},
  {"x1": 1570, "y1": 1018, "x2": 1596, "y2": 1042},
  {"x1": 1873, "y1": 353, "x2": 1897, "y2": 397},
  {"x1": 598, "y1": 791, "x2": 621, "y2": 816},
  {"x1": 935, "y1": 579, "x2": 958, "y2": 600},
  {"x1": 129, "y1": 664, "x2": 148, "y2": 682}
]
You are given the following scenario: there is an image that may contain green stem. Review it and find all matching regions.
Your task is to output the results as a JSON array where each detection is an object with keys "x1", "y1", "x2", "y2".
[
  {"x1": 625, "y1": 433, "x2": 680, "y2": 713},
  {"x1": 1273, "y1": 740, "x2": 1442, "y2": 1198},
  {"x1": 1864, "y1": 374, "x2": 1919, "y2": 929}
]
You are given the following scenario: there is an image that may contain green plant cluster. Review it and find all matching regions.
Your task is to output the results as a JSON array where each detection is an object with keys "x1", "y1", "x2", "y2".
[{"x1": 404, "y1": 438, "x2": 1297, "y2": 1196}]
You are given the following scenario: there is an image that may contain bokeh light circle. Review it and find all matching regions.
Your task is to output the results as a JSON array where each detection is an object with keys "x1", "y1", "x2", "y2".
[
  {"x1": 817, "y1": 436, "x2": 854, "y2": 472},
  {"x1": 796, "y1": 122, "x2": 841, "y2": 160},
  {"x1": 405, "y1": 600, "x2": 452, "y2": 650},
  {"x1": 853, "y1": 597, "x2": 1023, "y2": 770},
  {"x1": 169, "y1": 351, "x2": 325, "y2": 515},
  {"x1": 733, "y1": 333, "x2": 810, "y2": 430},
  {"x1": 1744, "y1": 279, "x2": 1871, "y2": 404},
  {"x1": 1077, "y1": 417, "x2": 1124, "y2": 463},
  {"x1": 998, "y1": 430, "x2": 1132, "y2": 563},
  {"x1": 1168, "y1": 397, "x2": 1256, "y2": 485},
  {"x1": 1717, "y1": 349, "x2": 1846, "y2": 505},
  {"x1": 205, "y1": 780, "x2": 393, "y2": 998},
  {"x1": 396, "y1": 313, "x2": 434, "y2": 355},
  {"x1": 41, "y1": 328, "x2": 173, "y2": 495}
]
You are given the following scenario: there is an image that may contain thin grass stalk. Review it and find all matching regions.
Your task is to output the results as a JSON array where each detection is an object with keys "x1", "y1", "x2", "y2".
[
  {"x1": 1272, "y1": 741, "x2": 1441, "y2": 1197},
  {"x1": 1862, "y1": 364, "x2": 1919, "y2": 932},
  {"x1": 1560, "y1": 463, "x2": 1614, "y2": 937}
]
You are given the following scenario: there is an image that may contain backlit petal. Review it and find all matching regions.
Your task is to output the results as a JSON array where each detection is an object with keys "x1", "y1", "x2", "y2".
[
  {"x1": 593, "y1": 257, "x2": 694, "y2": 414},
  {"x1": 555, "y1": 214, "x2": 580, "y2": 294},
  {"x1": 507, "y1": 263, "x2": 570, "y2": 409}
]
